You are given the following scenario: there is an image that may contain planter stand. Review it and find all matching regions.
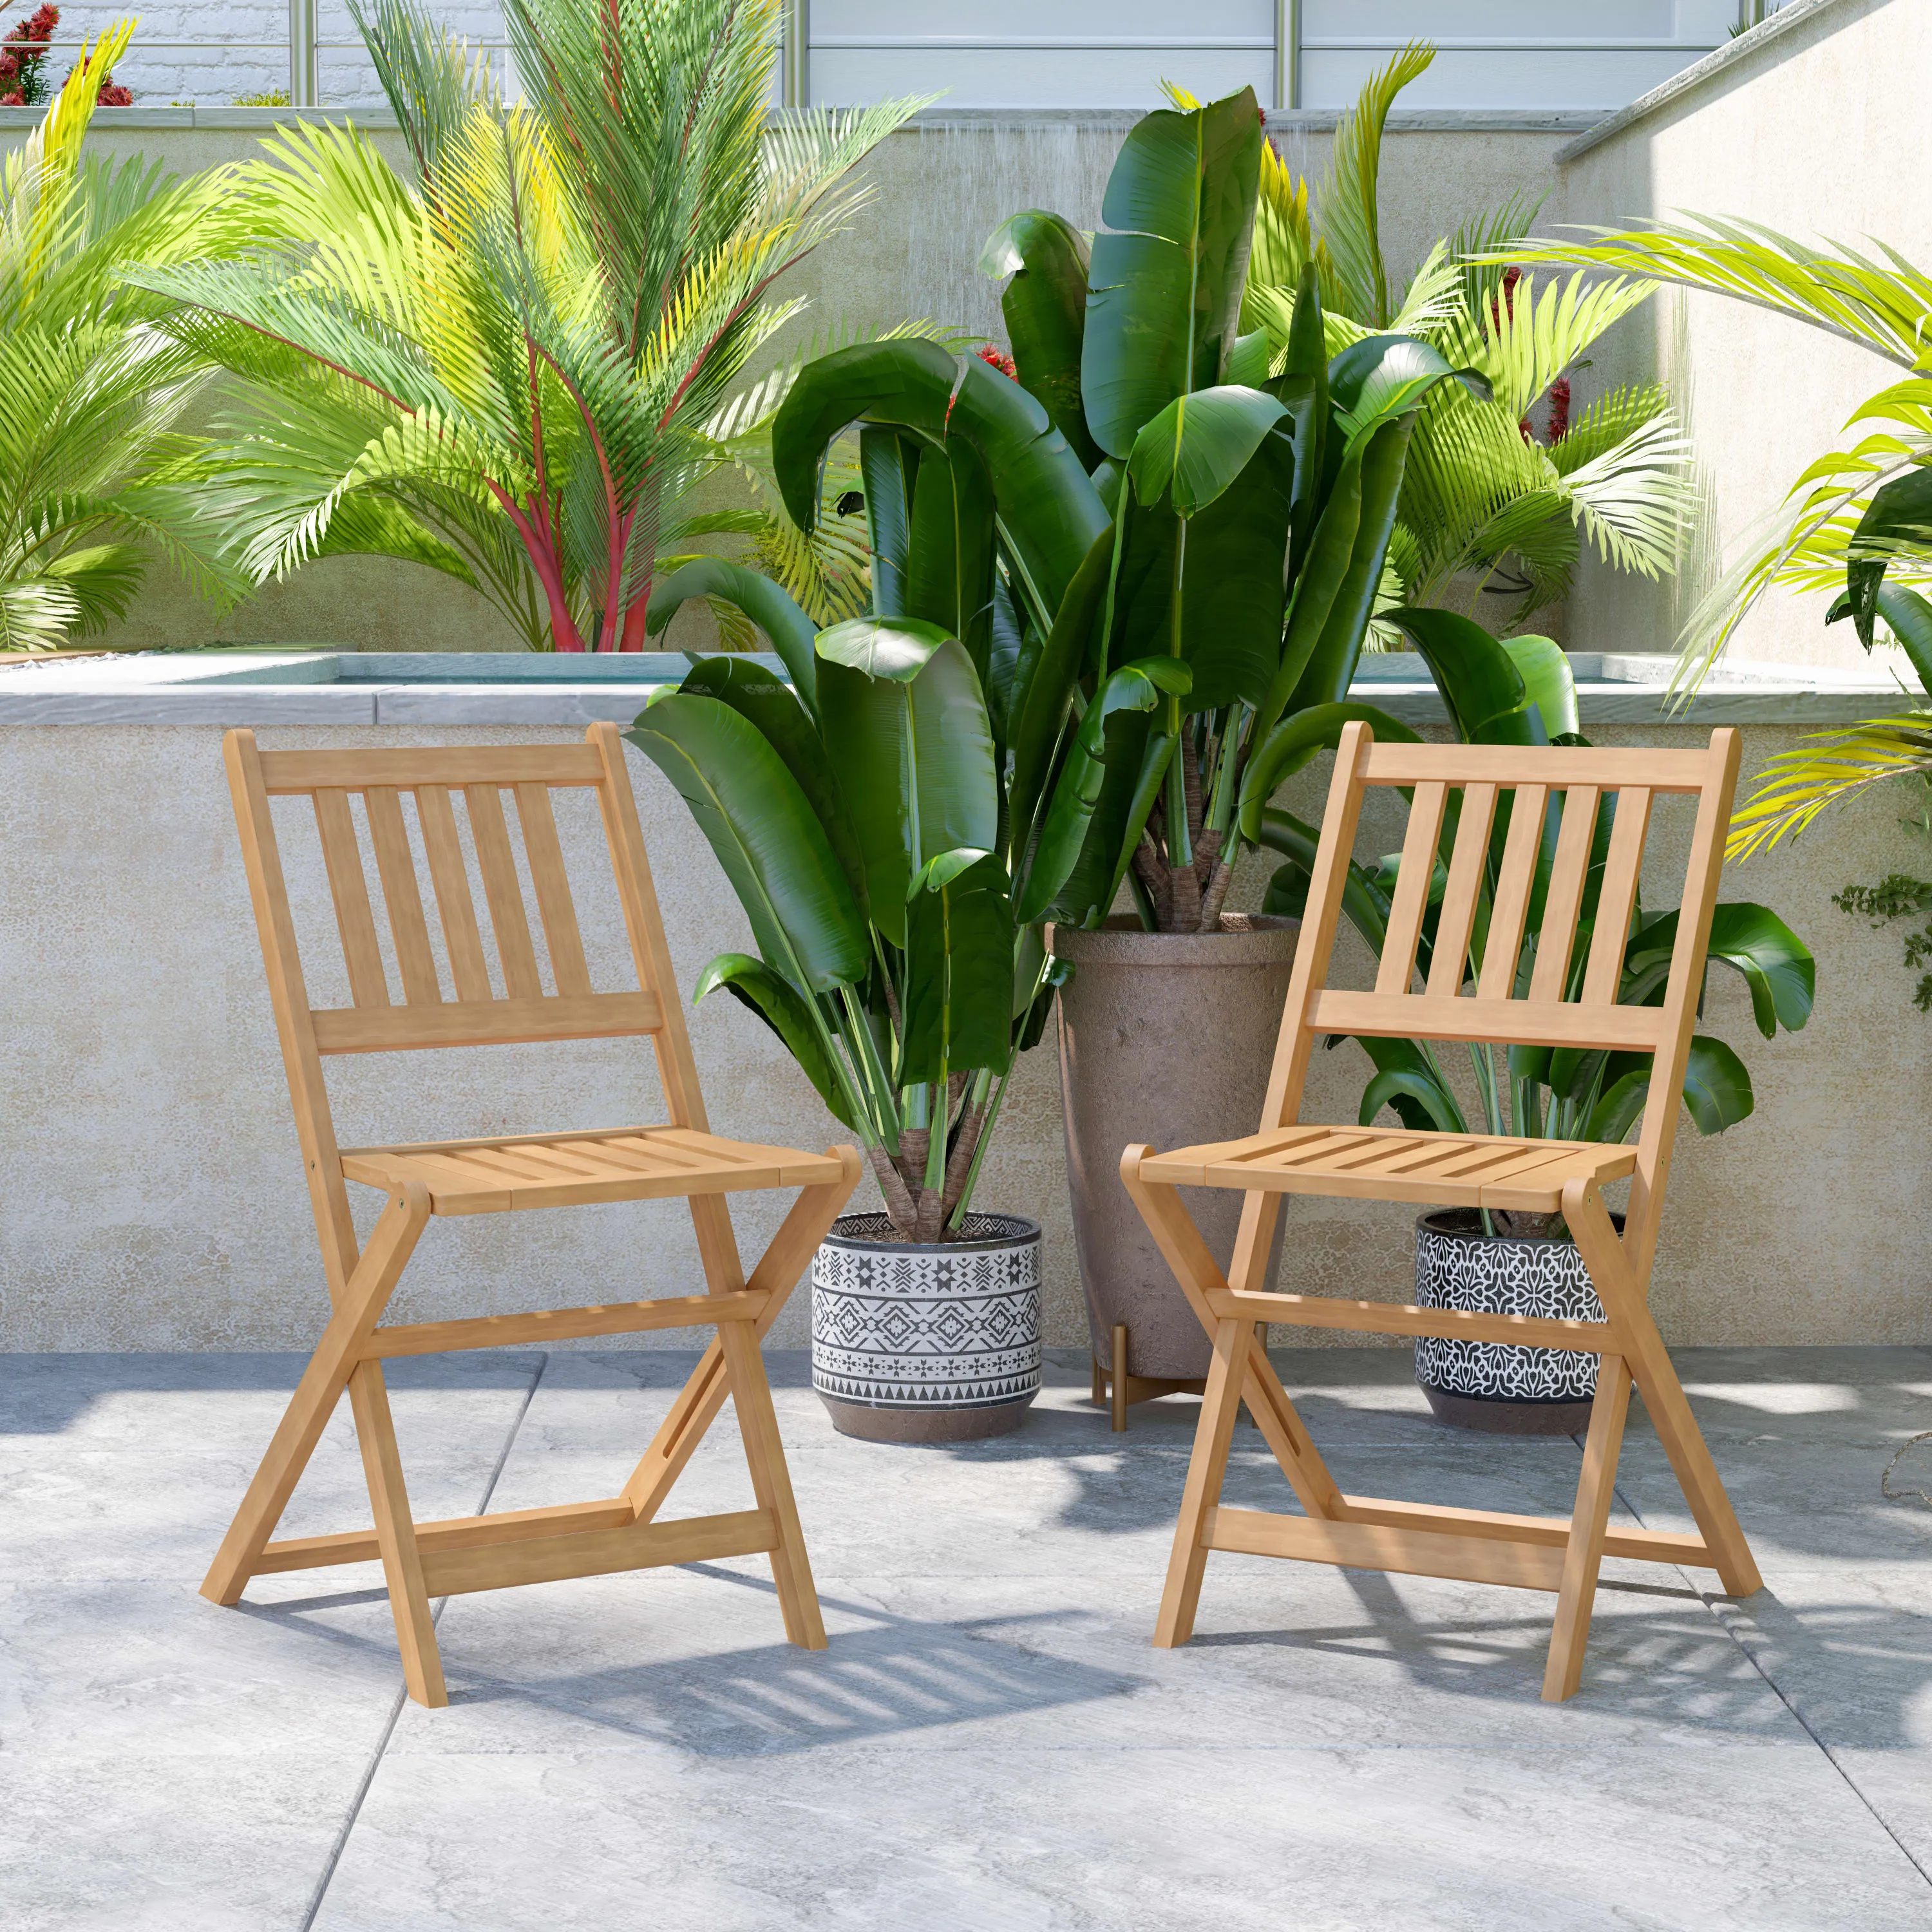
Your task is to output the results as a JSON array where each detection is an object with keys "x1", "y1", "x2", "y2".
[{"x1": 1089, "y1": 1321, "x2": 1276, "y2": 1432}]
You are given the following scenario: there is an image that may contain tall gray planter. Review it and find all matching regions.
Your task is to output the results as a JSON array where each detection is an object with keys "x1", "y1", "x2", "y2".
[{"x1": 1052, "y1": 914, "x2": 1301, "y2": 1383}]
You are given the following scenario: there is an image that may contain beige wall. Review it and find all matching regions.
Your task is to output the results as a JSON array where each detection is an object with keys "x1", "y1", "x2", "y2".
[
  {"x1": 39, "y1": 114, "x2": 1568, "y2": 654},
  {"x1": 1557, "y1": 0, "x2": 1926, "y2": 674},
  {"x1": 2, "y1": 717, "x2": 1924, "y2": 1353}
]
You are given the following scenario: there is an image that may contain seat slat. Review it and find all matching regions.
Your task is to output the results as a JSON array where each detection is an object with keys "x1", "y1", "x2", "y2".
[
  {"x1": 415, "y1": 785, "x2": 493, "y2": 1001},
  {"x1": 365, "y1": 787, "x2": 442, "y2": 1005},
  {"x1": 310, "y1": 992, "x2": 662, "y2": 1054},
  {"x1": 1376, "y1": 780, "x2": 1448, "y2": 994},
  {"x1": 1582, "y1": 788, "x2": 1652, "y2": 1003},
  {"x1": 465, "y1": 784, "x2": 544, "y2": 999},
  {"x1": 1426, "y1": 782, "x2": 1497, "y2": 997},
  {"x1": 1529, "y1": 785, "x2": 1600, "y2": 1002},
  {"x1": 312, "y1": 788, "x2": 389, "y2": 1008},
  {"x1": 515, "y1": 783, "x2": 593, "y2": 997}
]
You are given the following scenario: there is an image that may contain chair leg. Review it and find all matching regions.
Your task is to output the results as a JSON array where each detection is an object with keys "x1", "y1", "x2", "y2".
[
  {"x1": 347, "y1": 1359, "x2": 448, "y2": 1708},
  {"x1": 1564, "y1": 1180, "x2": 1761, "y2": 1598},
  {"x1": 1155, "y1": 1316, "x2": 1253, "y2": 1649},
  {"x1": 716, "y1": 1314, "x2": 826, "y2": 1650},
  {"x1": 1111, "y1": 1323, "x2": 1129, "y2": 1434},
  {"x1": 1542, "y1": 1352, "x2": 1632, "y2": 1703},
  {"x1": 623, "y1": 1162, "x2": 859, "y2": 1523},
  {"x1": 202, "y1": 1186, "x2": 430, "y2": 1606}
]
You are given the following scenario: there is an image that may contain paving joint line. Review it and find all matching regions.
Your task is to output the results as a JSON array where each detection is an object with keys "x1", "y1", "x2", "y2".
[
  {"x1": 1606, "y1": 1468, "x2": 1932, "y2": 1893},
  {"x1": 297, "y1": 1350, "x2": 551, "y2": 1930}
]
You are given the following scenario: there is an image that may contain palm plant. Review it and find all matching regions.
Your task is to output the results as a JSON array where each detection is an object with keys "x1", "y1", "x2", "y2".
[
  {"x1": 1502, "y1": 217, "x2": 1932, "y2": 855},
  {"x1": 1232, "y1": 42, "x2": 1696, "y2": 630},
  {"x1": 120, "y1": 0, "x2": 922, "y2": 650},
  {"x1": 1258, "y1": 609, "x2": 1812, "y2": 1233},
  {"x1": 0, "y1": 23, "x2": 248, "y2": 647}
]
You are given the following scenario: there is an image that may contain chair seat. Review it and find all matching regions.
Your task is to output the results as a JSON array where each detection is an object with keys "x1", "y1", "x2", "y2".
[
  {"x1": 340, "y1": 1127, "x2": 846, "y2": 1216},
  {"x1": 1140, "y1": 1125, "x2": 1637, "y2": 1213}
]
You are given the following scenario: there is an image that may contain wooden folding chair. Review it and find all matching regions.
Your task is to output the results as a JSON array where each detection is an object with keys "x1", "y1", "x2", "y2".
[
  {"x1": 1122, "y1": 722, "x2": 1763, "y2": 1701},
  {"x1": 204, "y1": 723, "x2": 861, "y2": 1707}
]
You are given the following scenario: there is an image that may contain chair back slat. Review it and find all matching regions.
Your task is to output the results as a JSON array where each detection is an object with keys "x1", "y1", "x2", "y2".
[
  {"x1": 1246, "y1": 724, "x2": 1743, "y2": 1280},
  {"x1": 1528, "y1": 785, "x2": 1600, "y2": 1003},
  {"x1": 415, "y1": 785, "x2": 493, "y2": 1001},
  {"x1": 1375, "y1": 780, "x2": 1448, "y2": 993},
  {"x1": 464, "y1": 783, "x2": 544, "y2": 999},
  {"x1": 365, "y1": 787, "x2": 442, "y2": 1005},
  {"x1": 1476, "y1": 783, "x2": 1546, "y2": 1001},
  {"x1": 514, "y1": 782, "x2": 592, "y2": 997},
  {"x1": 1426, "y1": 781, "x2": 1497, "y2": 996},
  {"x1": 313, "y1": 788, "x2": 390, "y2": 1007},
  {"x1": 1581, "y1": 788, "x2": 1651, "y2": 1003}
]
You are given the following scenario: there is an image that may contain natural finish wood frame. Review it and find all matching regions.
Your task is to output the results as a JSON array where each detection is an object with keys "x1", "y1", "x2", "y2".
[
  {"x1": 1122, "y1": 722, "x2": 1763, "y2": 1701},
  {"x1": 207, "y1": 723, "x2": 860, "y2": 1706}
]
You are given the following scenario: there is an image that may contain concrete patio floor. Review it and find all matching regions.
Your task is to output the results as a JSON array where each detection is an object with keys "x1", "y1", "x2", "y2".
[{"x1": 5, "y1": 1345, "x2": 1932, "y2": 1930}]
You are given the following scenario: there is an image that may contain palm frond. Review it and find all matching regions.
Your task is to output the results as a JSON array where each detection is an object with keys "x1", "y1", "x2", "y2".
[
  {"x1": 1728, "y1": 714, "x2": 1932, "y2": 858},
  {"x1": 1320, "y1": 39, "x2": 1435, "y2": 328}
]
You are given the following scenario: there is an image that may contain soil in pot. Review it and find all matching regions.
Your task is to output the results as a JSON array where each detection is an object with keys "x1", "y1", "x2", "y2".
[
  {"x1": 1053, "y1": 913, "x2": 1300, "y2": 1384},
  {"x1": 811, "y1": 1211, "x2": 1041, "y2": 1443},
  {"x1": 1413, "y1": 1207, "x2": 1621, "y2": 1436}
]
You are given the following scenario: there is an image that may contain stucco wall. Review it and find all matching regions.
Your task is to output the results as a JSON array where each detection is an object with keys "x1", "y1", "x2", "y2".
[
  {"x1": 3, "y1": 717, "x2": 1923, "y2": 1353},
  {"x1": 1555, "y1": 0, "x2": 1925, "y2": 676}
]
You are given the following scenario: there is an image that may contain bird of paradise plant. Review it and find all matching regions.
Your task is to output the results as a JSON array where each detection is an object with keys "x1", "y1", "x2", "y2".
[{"x1": 121, "y1": 0, "x2": 923, "y2": 650}]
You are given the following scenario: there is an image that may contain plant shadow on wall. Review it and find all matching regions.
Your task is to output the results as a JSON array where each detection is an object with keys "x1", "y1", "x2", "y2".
[{"x1": 118, "y1": 0, "x2": 929, "y2": 651}]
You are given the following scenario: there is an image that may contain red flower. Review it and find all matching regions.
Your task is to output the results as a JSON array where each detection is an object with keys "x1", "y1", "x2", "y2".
[
  {"x1": 95, "y1": 79, "x2": 129, "y2": 104},
  {"x1": 1492, "y1": 264, "x2": 1522, "y2": 333},
  {"x1": 0, "y1": 88, "x2": 22, "y2": 104},
  {"x1": 977, "y1": 343, "x2": 1018, "y2": 381},
  {"x1": 1546, "y1": 375, "x2": 1571, "y2": 444}
]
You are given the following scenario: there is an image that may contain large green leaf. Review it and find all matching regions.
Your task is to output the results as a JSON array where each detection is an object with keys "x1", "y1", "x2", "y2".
[
  {"x1": 1255, "y1": 808, "x2": 1392, "y2": 952},
  {"x1": 772, "y1": 337, "x2": 1109, "y2": 623},
  {"x1": 905, "y1": 435, "x2": 997, "y2": 687},
  {"x1": 1284, "y1": 414, "x2": 1417, "y2": 710},
  {"x1": 1842, "y1": 464, "x2": 1932, "y2": 649},
  {"x1": 1007, "y1": 521, "x2": 1116, "y2": 858},
  {"x1": 1256, "y1": 429, "x2": 1367, "y2": 737},
  {"x1": 1018, "y1": 656, "x2": 1191, "y2": 922},
  {"x1": 1237, "y1": 701, "x2": 1423, "y2": 841},
  {"x1": 1081, "y1": 88, "x2": 1264, "y2": 459},
  {"x1": 1126, "y1": 384, "x2": 1289, "y2": 517},
  {"x1": 1279, "y1": 265, "x2": 1330, "y2": 576},
  {"x1": 980, "y1": 209, "x2": 1102, "y2": 471},
  {"x1": 1623, "y1": 902, "x2": 1815, "y2": 1038},
  {"x1": 1383, "y1": 604, "x2": 1529, "y2": 740},
  {"x1": 677, "y1": 654, "x2": 867, "y2": 920},
  {"x1": 1170, "y1": 422, "x2": 1295, "y2": 710},
  {"x1": 694, "y1": 952, "x2": 858, "y2": 1130},
  {"x1": 644, "y1": 559, "x2": 819, "y2": 713},
  {"x1": 1827, "y1": 580, "x2": 1932, "y2": 695},
  {"x1": 858, "y1": 425, "x2": 919, "y2": 618},
  {"x1": 1354, "y1": 1036, "x2": 1466, "y2": 1133},
  {"x1": 1501, "y1": 633, "x2": 1578, "y2": 739},
  {"x1": 815, "y1": 629, "x2": 999, "y2": 947},
  {"x1": 1680, "y1": 1034, "x2": 1754, "y2": 1134},
  {"x1": 626, "y1": 694, "x2": 868, "y2": 994},
  {"x1": 900, "y1": 855, "x2": 1016, "y2": 1081},
  {"x1": 1327, "y1": 333, "x2": 1491, "y2": 439}
]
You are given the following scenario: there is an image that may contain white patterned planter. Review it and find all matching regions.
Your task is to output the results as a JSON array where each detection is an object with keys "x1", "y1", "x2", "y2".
[
  {"x1": 1413, "y1": 1209, "x2": 1613, "y2": 1435},
  {"x1": 811, "y1": 1212, "x2": 1042, "y2": 1443}
]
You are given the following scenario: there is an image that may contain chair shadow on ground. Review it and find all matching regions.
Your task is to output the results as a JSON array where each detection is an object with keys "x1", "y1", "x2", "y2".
[{"x1": 242, "y1": 1564, "x2": 1140, "y2": 1756}]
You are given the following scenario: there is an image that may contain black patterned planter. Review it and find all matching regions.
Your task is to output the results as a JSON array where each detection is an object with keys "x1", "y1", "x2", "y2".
[
  {"x1": 1413, "y1": 1209, "x2": 1616, "y2": 1435},
  {"x1": 811, "y1": 1212, "x2": 1042, "y2": 1443}
]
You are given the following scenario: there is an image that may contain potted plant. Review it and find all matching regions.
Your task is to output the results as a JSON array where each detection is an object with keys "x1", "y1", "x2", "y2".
[{"x1": 1262, "y1": 609, "x2": 1814, "y2": 1432}]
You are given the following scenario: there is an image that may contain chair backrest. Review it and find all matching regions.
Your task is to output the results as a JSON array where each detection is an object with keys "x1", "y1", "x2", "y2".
[
  {"x1": 1263, "y1": 721, "x2": 1742, "y2": 1274},
  {"x1": 223, "y1": 721, "x2": 706, "y2": 1298}
]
